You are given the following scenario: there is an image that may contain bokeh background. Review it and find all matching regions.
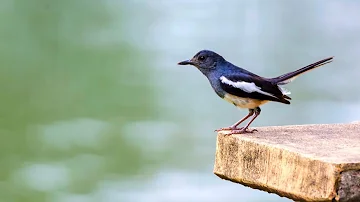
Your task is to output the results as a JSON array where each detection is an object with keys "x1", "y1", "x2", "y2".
[{"x1": 1, "y1": 0, "x2": 360, "y2": 201}]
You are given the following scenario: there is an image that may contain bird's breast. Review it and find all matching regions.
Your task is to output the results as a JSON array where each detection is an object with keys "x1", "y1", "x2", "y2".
[{"x1": 223, "y1": 93, "x2": 268, "y2": 109}]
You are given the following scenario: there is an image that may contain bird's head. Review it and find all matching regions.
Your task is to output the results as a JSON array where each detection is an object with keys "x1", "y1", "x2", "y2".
[{"x1": 178, "y1": 50, "x2": 225, "y2": 74}]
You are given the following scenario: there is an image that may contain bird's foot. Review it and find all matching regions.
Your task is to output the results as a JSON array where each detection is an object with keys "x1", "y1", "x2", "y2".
[
  {"x1": 215, "y1": 126, "x2": 258, "y2": 136},
  {"x1": 225, "y1": 128, "x2": 258, "y2": 136},
  {"x1": 215, "y1": 126, "x2": 237, "y2": 132}
]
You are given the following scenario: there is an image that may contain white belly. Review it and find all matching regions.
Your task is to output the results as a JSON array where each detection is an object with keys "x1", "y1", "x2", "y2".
[{"x1": 223, "y1": 93, "x2": 269, "y2": 109}]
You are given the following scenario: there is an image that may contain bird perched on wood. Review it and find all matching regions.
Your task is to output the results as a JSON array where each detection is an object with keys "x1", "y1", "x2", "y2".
[{"x1": 178, "y1": 50, "x2": 333, "y2": 134}]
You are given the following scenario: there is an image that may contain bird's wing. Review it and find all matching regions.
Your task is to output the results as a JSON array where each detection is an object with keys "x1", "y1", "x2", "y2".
[{"x1": 219, "y1": 74, "x2": 290, "y2": 104}]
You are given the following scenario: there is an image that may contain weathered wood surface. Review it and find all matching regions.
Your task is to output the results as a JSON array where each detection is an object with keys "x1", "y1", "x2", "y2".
[{"x1": 214, "y1": 122, "x2": 360, "y2": 202}]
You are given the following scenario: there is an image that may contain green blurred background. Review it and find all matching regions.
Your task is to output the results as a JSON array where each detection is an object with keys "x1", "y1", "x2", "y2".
[{"x1": 0, "y1": 0, "x2": 359, "y2": 201}]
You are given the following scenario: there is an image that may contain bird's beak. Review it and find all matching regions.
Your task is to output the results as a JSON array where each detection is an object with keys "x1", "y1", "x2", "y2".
[{"x1": 178, "y1": 59, "x2": 194, "y2": 65}]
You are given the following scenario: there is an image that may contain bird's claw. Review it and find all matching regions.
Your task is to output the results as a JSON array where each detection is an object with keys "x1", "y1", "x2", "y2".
[
  {"x1": 214, "y1": 127, "x2": 237, "y2": 132},
  {"x1": 215, "y1": 126, "x2": 258, "y2": 136},
  {"x1": 224, "y1": 128, "x2": 258, "y2": 136}
]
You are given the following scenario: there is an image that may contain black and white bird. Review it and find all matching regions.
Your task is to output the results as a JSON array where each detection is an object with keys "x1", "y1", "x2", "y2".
[{"x1": 178, "y1": 50, "x2": 333, "y2": 134}]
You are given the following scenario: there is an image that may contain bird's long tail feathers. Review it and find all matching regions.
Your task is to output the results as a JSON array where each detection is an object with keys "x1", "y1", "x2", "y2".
[{"x1": 271, "y1": 57, "x2": 334, "y2": 85}]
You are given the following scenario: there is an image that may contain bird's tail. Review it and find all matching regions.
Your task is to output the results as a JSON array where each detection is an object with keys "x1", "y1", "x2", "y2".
[{"x1": 270, "y1": 56, "x2": 334, "y2": 85}]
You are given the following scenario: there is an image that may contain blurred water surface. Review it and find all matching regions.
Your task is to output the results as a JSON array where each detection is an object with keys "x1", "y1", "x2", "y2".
[{"x1": 1, "y1": 0, "x2": 360, "y2": 202}]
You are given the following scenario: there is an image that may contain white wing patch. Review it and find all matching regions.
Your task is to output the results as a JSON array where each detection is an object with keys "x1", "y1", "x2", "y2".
[{"x1": 220, "y1": 76, "x2": 277, "y2": 98}]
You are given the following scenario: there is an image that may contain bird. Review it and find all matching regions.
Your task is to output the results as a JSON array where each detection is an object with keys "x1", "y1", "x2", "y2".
[{"x1": 178, "y1": 50, "x2": 333, "y2": 134}]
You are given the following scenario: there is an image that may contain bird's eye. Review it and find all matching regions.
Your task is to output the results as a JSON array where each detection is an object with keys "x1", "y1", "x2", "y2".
[{"x1": 199, "y1": 56, "x2": 205, "y2": 61}]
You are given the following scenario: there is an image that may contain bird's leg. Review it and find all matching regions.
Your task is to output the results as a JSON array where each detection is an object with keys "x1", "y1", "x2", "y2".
[
  {"x1": 215, "y1": 109, "x2": 254, "y2": 132},
  {"x1": 229, "y1": 107, "x2": 261, "y2": 134}
]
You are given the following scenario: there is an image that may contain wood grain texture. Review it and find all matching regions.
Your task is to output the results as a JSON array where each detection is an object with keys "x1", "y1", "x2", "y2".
[{"x1": 213, "y1": 122, "x2": 360, "y2": 202}]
